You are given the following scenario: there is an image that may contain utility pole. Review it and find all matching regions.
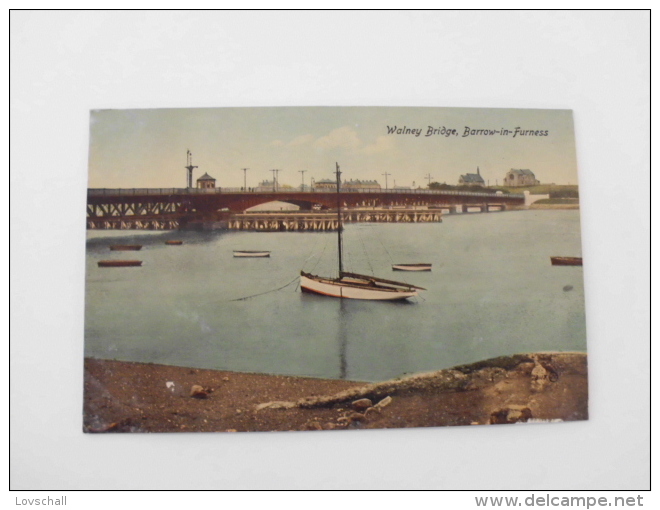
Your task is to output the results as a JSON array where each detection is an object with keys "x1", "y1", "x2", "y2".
[
  {"x1": 299, "y1": 170, "x2": 307, "y2": 191},
  {"x1": 241, "y1": 168, "x2": 249, "y2": 191},
  {"x1": 270, "y1": 169, "x2": 277, "y2": 191},
  {"x1": 425, "y1": 173, "x2": 434, "y2": 187},
  {"x1": 382, "y1": 172, "x2": 391, "y2": 190},
  {"x1": 185, "y1": 150, "x2": 198, "y2": 188},
  {"x1": 335, "y1": 163, "x2": 343, "y2": 275},
  {"x1": 270, "y1": 169, "x2": 281, "y2": 191}
]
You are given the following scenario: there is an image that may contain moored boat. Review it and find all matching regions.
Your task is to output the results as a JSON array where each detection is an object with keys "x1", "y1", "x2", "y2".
[
  {"x1": 551, "y1": 257, "x2": 583, "y2": 266},
  {"x1": 165, "y1": 240, "x2": 183, "y2": 245},
  {"x1": 392, "y1": 263, "x2": 432, "y2": 271},
  {"x1": 299, "y1": 163, "x2": 424, "y2": 301},
  {"x1": 233, "y1": 250, "x2": 271, "y2": 258},
  {"x1": 98, "y1": 260, "x2": 142, "y2": 267},
  {"x1": 301, "y1": 271, "x2": 423, "y2": 300},
  {"x1": 110, "y1": 245, "x2": 142, "y2": 251}
]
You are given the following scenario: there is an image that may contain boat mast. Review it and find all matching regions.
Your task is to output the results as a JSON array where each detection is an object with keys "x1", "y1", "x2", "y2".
[{"x1": 336, "y1": 163, "x2": 343, "y2": 276}]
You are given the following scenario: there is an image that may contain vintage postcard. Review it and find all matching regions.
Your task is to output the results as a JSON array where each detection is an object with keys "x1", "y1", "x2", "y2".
[{"x1": 83, "y1": 107, "x2": 587, "y2": 433}]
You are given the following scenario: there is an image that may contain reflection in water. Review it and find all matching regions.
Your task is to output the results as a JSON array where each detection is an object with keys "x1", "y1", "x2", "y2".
[{"x1": 337, "y1": 299, "x2": 348, "y2": 379}]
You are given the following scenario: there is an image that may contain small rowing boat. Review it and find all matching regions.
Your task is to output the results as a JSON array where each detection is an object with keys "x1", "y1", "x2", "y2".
[
  {"x1": 392, "y1": 263, "x2": 432, "y2": 271},
  {"x1": 550, "y1": 257, "x2": 583, "y2": 266},
  {"x1": 233, "y1": 250, "x2": 271, "y2": 258},
  {"x1": 98, "y1": 260, "x2": 142, "y2": 267},
  {"x1": 110, "y1": 245, "x2": 142, "y2": 251},
  {"x1": 165, "y1": 240, "x2": 183, "y2": 245}
]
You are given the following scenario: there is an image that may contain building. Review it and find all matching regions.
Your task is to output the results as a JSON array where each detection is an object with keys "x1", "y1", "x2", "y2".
[
  {"x1": 255, "y1": 179, "x2": 277, "y2": 192},
  {"x1": 503, "y1": 169, "x2": 539, "y2": 187},
  {"x1": 313, "y1": 178, "x2": 338, "y2": 190},
  {"x1": 458, "y1": 167, "x2": 485, "y2": 187},
  {"x1": 343, "y1": 179, "x2": 381, "y2": 191},
  {"x1": 313, "y1": 178, "x2": 381, "y2": 190},
  {"x1": 196, "y1": 173, "x2": 216, "y2": 189}
]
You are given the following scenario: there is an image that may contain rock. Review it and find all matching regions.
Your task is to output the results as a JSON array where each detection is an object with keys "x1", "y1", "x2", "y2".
[
  {"x1": 352, "y1": 398, "x2": 373, "y2": 411},
  {"x1": 222, "y1": 377, "x2": 229, "y2": 382},
  {"x1": 255, "y1": 401, "x2": 296, "y2": 411},
  {"x1": 374, "y1": 396, "x2": 393, "y2": 409},
  {"x1": 530, "y1": 355, "x2": 559, "y2": 392},
  {"x1": 304, "y1": 421, "x2": 323, "y2": 431},
  {"x1": 490, "y1": 405, "x2": 533, "y2": 424},
  {"x1": 190, "y1": 385, "x2": 208, "y2": 398},
  {"x1": 349, "y1": 412, "x2": 366, "y2": 422}
]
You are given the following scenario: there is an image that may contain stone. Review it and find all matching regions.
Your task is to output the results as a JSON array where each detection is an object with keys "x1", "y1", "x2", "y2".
[
  {"x1": 352, "y1": 398, "x2": 373, "y2": 411},
  {"x1": 489, "y1": 405, "x2": 532, "y2": 424},
  {"x1": 190, "y1": 385, "x2": 208, "y2": 398},
  {"x1": 374, "y1": 396, "x2": 393, "y2": 409},
  {"x1": 255, "y1": 401, "x2": 296, "y2": 411}
]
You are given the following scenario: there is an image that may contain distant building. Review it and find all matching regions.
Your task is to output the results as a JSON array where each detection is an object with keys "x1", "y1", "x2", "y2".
[
  {"x1": 504, "y1": 169, "x2": 539, "y2": 187},
  {"x1": 314, "y1": 178, "x2": 338, "y2": 190},
  {"x1": 343, "y1": 179, "x2": 381, "y2": 191},
  {"x1": 314, "y1": 178, "x2": 381, "y2": 190},
  {"x1": 196, "y1": 173, "x2": 216, "y2": 189},
  {"x1": 255, "y1": 179, "x2": 277, "y2": 191},
  {"x1": 458, "y1": 167, "x2": 485, "y2": 187}
]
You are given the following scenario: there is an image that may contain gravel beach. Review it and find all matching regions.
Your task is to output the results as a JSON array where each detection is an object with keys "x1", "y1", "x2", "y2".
[{"x1": 84, "y1": 352, "x2": 587, "y2": 433}]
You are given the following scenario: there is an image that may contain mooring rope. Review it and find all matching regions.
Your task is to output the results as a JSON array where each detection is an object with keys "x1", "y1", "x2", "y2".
[
  {"x1": 357, "y1": 227, "x2": 375, "y2": 276},
  {"x1": 229, "y1": 234, "x2": 326, "y2": 302},
  {"x1": 227, "y1": 276, "x2": 300, "y2": 302}
]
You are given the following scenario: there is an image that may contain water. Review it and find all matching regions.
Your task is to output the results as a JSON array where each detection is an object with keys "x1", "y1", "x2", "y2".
[{"x1": 84, "y1": 210, "x2": 586, "y2": 382}]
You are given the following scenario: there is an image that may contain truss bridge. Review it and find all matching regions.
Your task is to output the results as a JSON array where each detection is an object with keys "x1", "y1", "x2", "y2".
[{"x1": 86, "y1": 188, "x2": 525, "y2": 230}]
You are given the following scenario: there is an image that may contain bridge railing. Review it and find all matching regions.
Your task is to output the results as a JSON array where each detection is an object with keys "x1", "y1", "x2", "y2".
[{"x1": 88, "y1": 188, "x2": 525, "y2": 199}]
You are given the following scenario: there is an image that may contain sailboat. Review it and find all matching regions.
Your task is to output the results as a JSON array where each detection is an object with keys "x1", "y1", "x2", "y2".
[{"x1": 300, "y1": 164, "x2": 425, "y2": 301}]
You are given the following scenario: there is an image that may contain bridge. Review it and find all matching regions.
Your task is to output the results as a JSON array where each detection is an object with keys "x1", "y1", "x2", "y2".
[{"x1": 86, "y1": 188, "x2": 525, "y2": 230}]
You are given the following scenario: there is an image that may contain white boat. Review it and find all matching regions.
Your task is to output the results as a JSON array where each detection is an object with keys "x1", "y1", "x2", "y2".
[
  {"x1": 392, "y1": 263, "x2": 432, "y2": 271},
  {"x1": 233, "y1": 250, "x2": 271, "y2": 257},
  {"x1": 299, "y1": 163, "x2": 425, "y2": 301}
]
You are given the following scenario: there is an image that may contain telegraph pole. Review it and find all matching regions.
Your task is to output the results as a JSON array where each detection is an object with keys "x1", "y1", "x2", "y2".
[
  {"x1": 382, "y1": 172, "x2": 391, "y2": 190},
  {"x1": 270, "y1": 169, "x2": 281, "y2": 191},
  {"x1": 242, "y1": 168, "x2": 249, "y2": 191},
  {"x1": 185, "y1": 150, "x2": 198, "y2": 188},
  {"x1": 425, "y1": 173, "x2": 434, "y2": 187},
  {"x1": 270, "y1": 169, "x2": 277, "y2": 191},
  {"x1": 299, "y1": 170, "x2": 307, "y2": 191}
]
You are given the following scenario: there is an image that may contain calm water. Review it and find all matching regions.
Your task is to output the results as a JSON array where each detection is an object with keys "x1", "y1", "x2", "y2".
[{"x1": 84, "y1": 210, "x2": 586, "y2": 382}]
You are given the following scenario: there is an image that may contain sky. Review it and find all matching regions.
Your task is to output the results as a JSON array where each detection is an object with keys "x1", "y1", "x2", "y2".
[{"x1": 87, "y1": 107, "x2": 578, "y2": 189}]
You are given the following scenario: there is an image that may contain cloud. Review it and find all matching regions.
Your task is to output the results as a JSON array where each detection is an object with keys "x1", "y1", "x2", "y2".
[
  {"x1": 287, "y1": 134, "x2": 315, "y2": 147},
  {"x1": 360, "y1": 135, "x2": 397, "y2": 155},
  {"x1": 313, "y1": 126, "x2": 362, "y2": 150}
]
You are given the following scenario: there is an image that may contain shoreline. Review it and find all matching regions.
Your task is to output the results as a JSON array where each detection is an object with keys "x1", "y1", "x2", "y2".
[{"x1": 84, "y1": 352, "x2": 588, "y2": 433}]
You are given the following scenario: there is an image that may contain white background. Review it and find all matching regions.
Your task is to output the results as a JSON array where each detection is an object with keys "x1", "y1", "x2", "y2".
[{"x1": 10, "y1": 10, "x2": 650, "y2": 491}]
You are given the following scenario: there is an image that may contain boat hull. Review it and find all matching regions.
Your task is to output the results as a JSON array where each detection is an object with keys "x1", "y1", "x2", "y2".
[
  {"x1": 392, "y1": 264, "x2": 432, "y2": 271},
  {"x1": 110, "y1": 245, "x2": 142, "y2": 251},
  {"x1": 551, "y1": 257, "x2": 582, "y2": 266},
  {"x1": 300, "y1": 274, "x2": 417, "y2": 301},
  {"x1": 233, "y1": 251, "x2": 270, "y2": 258},
  {"x1": 98, "y1": 260, "x2": 142, "y2": 267}
]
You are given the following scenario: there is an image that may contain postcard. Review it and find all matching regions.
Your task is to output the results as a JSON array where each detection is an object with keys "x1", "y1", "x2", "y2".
[{"x1": 83, "y1": 106, "x2": 587, "y2": 433}]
